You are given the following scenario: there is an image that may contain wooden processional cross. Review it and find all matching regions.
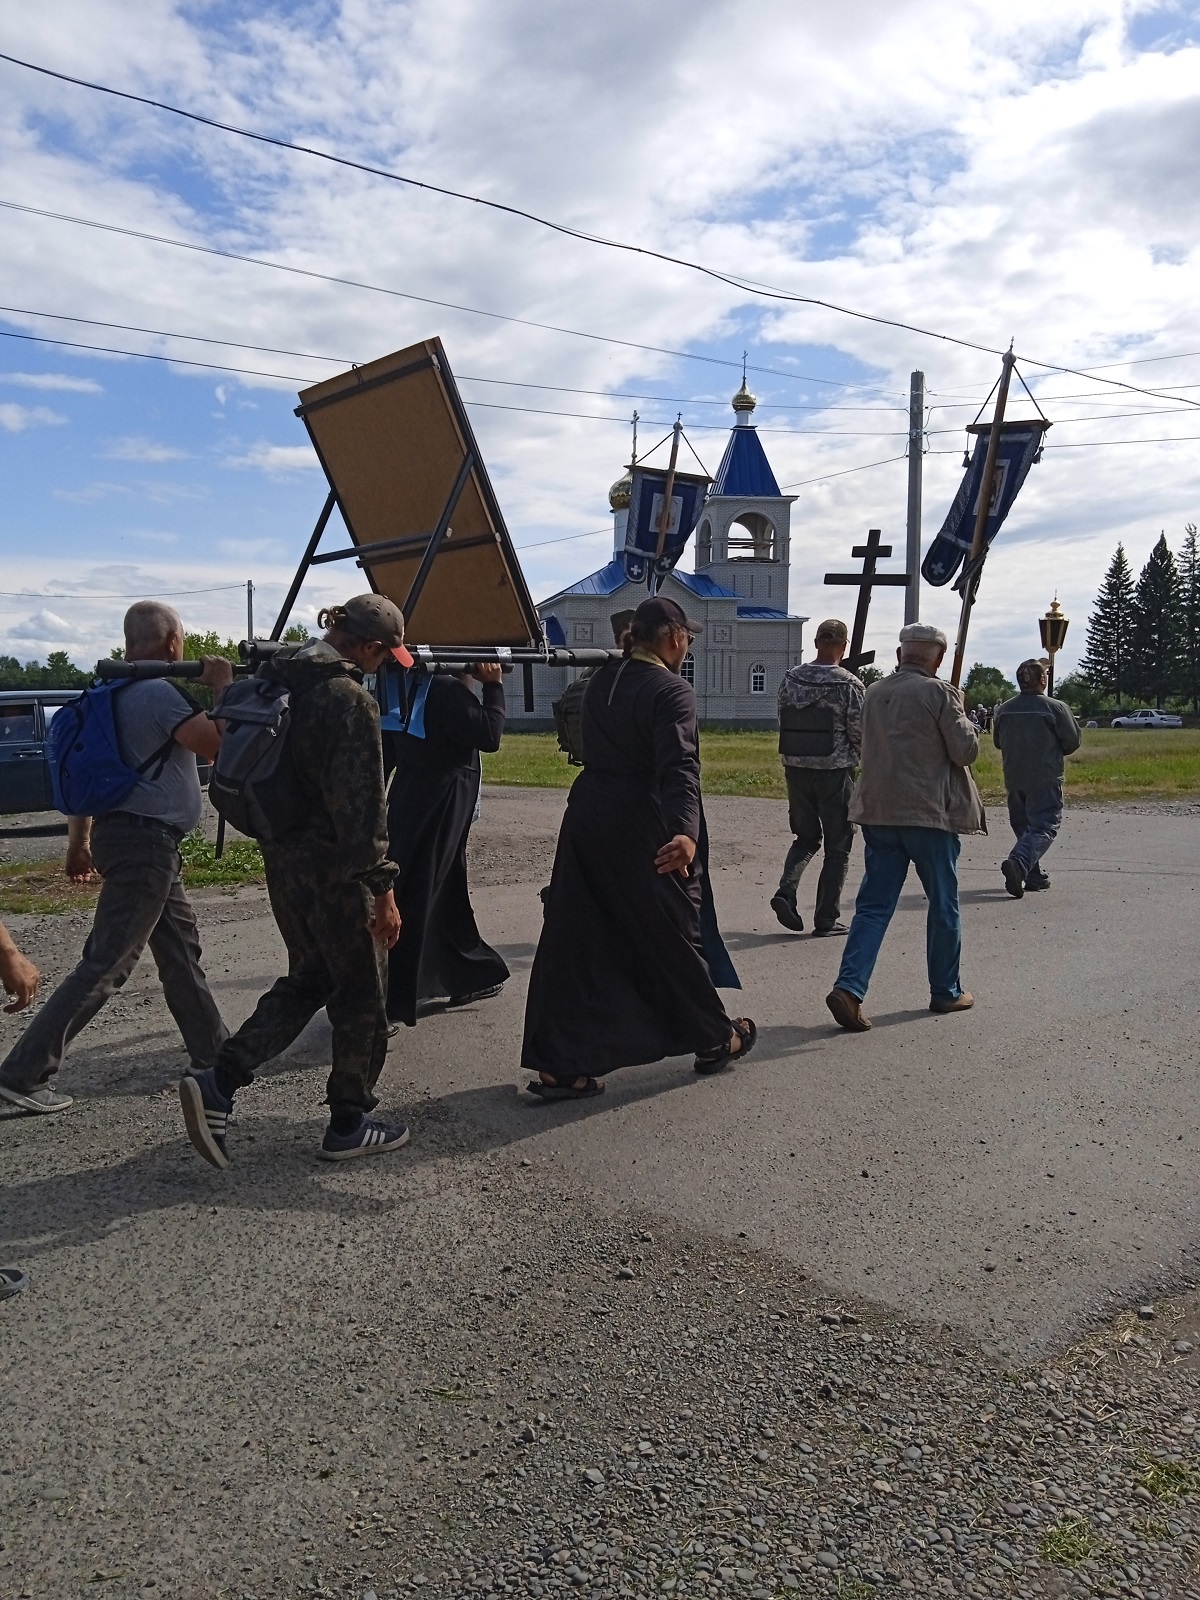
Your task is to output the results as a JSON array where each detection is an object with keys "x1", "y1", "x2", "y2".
[{"x1": 823, "y1": 528, "x2": 912, "y2": 672}]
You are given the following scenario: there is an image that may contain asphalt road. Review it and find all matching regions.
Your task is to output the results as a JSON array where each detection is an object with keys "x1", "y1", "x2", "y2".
[{"x1": 5, "y1": 788, "x2": 1197, "y2": 1360}]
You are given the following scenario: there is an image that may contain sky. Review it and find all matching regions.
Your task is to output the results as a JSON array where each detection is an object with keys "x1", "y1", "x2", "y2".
[{"x1": 1, "y1": 0, "x2": 1199, "y2": 678}]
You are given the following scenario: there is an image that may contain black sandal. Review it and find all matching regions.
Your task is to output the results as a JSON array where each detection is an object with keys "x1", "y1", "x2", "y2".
[
  {"x1": 694, "y1": 1018, "x2": 757, "y2": 1076},
  {"x1": 526, "y1": 1076, "x2": 605, "y2": 1101}
]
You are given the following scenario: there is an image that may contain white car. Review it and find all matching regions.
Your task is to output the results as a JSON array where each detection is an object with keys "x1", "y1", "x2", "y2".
[{"x1": 1110, "y1": 708, "x2": 1183, "y2": 729}]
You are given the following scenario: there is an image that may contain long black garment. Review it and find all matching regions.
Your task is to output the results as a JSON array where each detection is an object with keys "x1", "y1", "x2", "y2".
[
  {"x1": 521, "y1": 656, "x2": 733, "y2": 1078},
  {"x1": 384, "y1": 676, "x2": 509, "y2": 1026}
]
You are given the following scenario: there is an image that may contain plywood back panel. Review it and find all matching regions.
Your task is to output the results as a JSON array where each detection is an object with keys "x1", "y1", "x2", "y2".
[{"x1": 296, "y1": 339, "x2": 540, "y2": 645}]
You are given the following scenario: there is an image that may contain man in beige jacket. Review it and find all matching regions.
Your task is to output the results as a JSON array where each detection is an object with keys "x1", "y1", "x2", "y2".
[{"x1": 826, "y1": 623, "x2": 985, "y2": 1031}]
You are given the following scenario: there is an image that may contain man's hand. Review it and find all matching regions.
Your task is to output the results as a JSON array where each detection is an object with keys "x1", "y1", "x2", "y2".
[
  {"x1": 65, "y1": 814, "x2": 97, "y2": 882},
  {"x1": 655, "y1": 834, "x2": 697, "y2": 877},
  {"x1": 472, "y1": 663, "x2": 504, "y2": 685},
  {"x1": 367, "y1": 889, "x2": 402, "y2": 948},
  {"x1": 0, "y1": 935, "x2": 40, "y2": 1013},
  {"x1": 199, "y1": 655, "x2": 235, "y2": 693}
]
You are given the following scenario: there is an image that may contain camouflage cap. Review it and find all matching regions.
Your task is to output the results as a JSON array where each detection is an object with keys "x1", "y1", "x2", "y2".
[
  {"x1": 814, "y1": 618, "x2": 849, "y2": 644},
  {"x1": 321, "y1": 593, "x2": 412, "y2": 665}
]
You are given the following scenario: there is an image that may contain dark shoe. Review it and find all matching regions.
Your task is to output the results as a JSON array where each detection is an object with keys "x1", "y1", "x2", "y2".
[
  {"x1": 694, "y1": 1018, "x2": 758, "y2": 1075},
  {"x1": 179, "y1": 1068, "x2": 233, "y2": 1170},
  {"x1": 812, "y1": 922, "x2": 850, "y2": 938},
  {"x1": 0, "y1": 1082, "x2": 74, "y2": 1115},
  {"x1": 1001, "y1": 859, "x2": 1025, "y2": 898},
  {"x1": 930, "y1": 991, "x2": 975, "y2": 1014},
  {"x1": 1025, "y1": 871, "x2": 1050, "y2": 891},
  {"x1": 825, "y1": 988, "x2": 871, "y2": 1031},
  {"x1": 445, "y1": 984, "x2": 505, "y2": 1008},
  {"x1": 770, "y1": 894, "x2": 805, "y2": 933},
  {"x1": 527, "y1": 1076, "x2": 604, "y2": 1101},
  {"x1": 318, "y1": 1117, "x2": 410, "y2": 1161}
]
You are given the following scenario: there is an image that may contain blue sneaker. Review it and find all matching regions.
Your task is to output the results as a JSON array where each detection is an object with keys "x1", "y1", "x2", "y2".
[
  {"x1": 318, "y1": 1117, "x2": 410, "y2": 1162},
  {"x1": 179, "y1": 1068, "x2": 233, "y2": 1170}
]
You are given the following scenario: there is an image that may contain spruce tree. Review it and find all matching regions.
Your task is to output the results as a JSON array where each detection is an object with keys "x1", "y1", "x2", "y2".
[
  {"x1": 1081, "y1": 543, "x2": 1135, "y2": 707},
  {"x1": 1129, "y1": 533, "x2": 1183, "y2": 707},
  {"x1": 1178, "y1": 522, "x2": 1200, "y2": 714}
]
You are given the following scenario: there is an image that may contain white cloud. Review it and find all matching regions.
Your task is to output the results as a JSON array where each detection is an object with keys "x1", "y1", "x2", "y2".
[
  {"x1": 0, "y1": 402, "x2": 67, "y2": 433},
  {"x1": 11, "y1": 609, "x2": 76, "y2": 643},
  {"x1": 104, "y1": 435, "x2": 192, "y2": 462},
  {"x1": 224, "y1": 442, "x2": 321, "y2": 474},
  {"x1": 0, "y1": 372, "x2": 103, "y2": 393}
]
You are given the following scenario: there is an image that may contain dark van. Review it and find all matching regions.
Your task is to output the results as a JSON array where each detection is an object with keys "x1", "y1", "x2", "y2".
[{"x1": 0, "y1": 690, "x2": 82, "y2": 814}]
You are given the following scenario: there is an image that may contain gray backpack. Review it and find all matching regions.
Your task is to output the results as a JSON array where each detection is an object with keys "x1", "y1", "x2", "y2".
[{"x1": 208, "y1": 677, "x2": 302, "y2": 840}]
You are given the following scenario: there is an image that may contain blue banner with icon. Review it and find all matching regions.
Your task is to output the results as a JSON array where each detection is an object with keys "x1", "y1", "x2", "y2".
[{"x1": 922, "y1": 421, "x2": 1049, "y2": 589}]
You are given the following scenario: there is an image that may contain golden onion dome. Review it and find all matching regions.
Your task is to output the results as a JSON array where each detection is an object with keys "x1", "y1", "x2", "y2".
[
  {"x1": 608, "y1": 468, "x2": 632, "y2": 510},
  {"x1": 731, "y1": 379, "x2": 757, "y2": 414}
]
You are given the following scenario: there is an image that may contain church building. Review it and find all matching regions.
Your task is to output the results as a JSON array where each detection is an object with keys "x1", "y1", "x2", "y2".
[{"x1": 512, "y1": 382, "x2": 807, "y2": 727}]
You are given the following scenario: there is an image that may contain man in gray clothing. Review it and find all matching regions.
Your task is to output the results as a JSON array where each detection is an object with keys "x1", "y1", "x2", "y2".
[
  {"x1": 772, "y1": 618, "x2": 864, "y2": 935},
  {"x1": 0, "y1": 602, "x2": 231, "y2": 1115},
  {"x1": 992, "y1": 658, "x2": 1081, "y2": 897}
]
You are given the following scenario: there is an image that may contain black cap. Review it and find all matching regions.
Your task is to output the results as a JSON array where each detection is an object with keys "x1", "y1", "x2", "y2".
[{"x1": 633, "y1": 595, "x2": 703, "y2": 637}]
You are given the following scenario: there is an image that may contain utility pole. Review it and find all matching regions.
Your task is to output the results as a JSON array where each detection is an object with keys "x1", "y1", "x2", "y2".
[
  {"x1": 904, "y1": 371, "x2": 924, "y2": 625},
  {"x1": 246, "y1": 579, "x2": 254, "y2": 641}
]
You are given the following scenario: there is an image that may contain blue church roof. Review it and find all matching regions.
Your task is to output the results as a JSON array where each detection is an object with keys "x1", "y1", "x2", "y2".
[
  {"x1": 736, "y1": 605, "x2": 791, "y2": 620},
  {"x1": 554, "y1": 558, "x2": 627, "y2": 597},
  {"x1": 711, "y1": 425, "x2": 781, "y2": 498},
  {"x1": 674, "y1": 571, "x2": 738, "y2": 599}
]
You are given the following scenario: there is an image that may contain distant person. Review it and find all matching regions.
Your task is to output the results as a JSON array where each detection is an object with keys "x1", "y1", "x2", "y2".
[
  {"x1": 0, "y1": 920, "x2": 39, "y2": 1014},
  {"x1": 179, "y1": 596, "x2": 408, "y2": 1168},
  {"x1": 552, "y1": 608, "x2": 636, "y2": 768},
  {"x1": 522, "y1": 596, "x2": 754, "y2": 1097},
  {"x1": 825, "y1": 623, "x2": 985, "y2": 1032},
  {"x1": 384, "y1": 662, "x2": 509, "y2": 1026},
  {"x1": 0, "y1": 602, "x2": 231, "y2": 1116},
  {"x1": 992, "y1": 658, "x2": 1081, "y2": 897},
  {"x1": 771, "y1": 618, "x2": 863, "y2": 937}
]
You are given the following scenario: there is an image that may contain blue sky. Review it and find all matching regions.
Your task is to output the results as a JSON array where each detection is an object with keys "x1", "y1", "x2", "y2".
[{"x1": 2, "y1": 0, "x2": 1199, "y2": 675}]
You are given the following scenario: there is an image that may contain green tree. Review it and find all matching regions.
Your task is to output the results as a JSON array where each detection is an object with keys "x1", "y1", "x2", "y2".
[
  {"x1": 1081, "y1": 543, "x2": 1135, "y2": 708},
  {"x1": 1056, "y1": 671, "x2": 1102, "y2": 718},
  {"x1": 857, "y1": 664, "x2": 883, "y2": 686},
  {"x1": 963, "y1": 663, "x2": 1016, "y2": 711},
  {"x1": 0, "y1": 651, "x2": 92, "y2": 689},
  {"x1": 1129, "y1": 533, "x2": 1183, "y2": 708},
  {"x1": 1178, "y1": 521, "x2": 1200, "y2": 714}
]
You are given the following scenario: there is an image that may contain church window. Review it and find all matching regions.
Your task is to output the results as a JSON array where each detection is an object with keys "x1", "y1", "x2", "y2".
[
  {"x1": 680, "y1": 651, "x2": 695, "y2": 685},
  {"x1": 749, "y1": 662, "x2": 766, "y2": 694}
]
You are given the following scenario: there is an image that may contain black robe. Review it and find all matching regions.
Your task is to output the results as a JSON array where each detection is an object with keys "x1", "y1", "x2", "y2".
[
  {"x1": 521, "y1": 656, "x2": 735, "y2": 1078},
  {"x1": 384, "y1": 676, "x2": 509, "y2": 1026}
]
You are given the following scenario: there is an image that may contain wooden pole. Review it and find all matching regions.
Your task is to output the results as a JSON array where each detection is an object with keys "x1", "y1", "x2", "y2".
[
  {"x1": 651, "y1": 417, "x2": 683, "y2": 589},
  {"x1": 950, "y1": 348, "x2": 1015, "y2": 687}
]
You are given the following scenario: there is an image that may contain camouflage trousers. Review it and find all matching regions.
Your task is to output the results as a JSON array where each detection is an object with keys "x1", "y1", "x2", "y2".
[{"x1": 215, "y1": 836, "x2": 389, "y2": 1123}]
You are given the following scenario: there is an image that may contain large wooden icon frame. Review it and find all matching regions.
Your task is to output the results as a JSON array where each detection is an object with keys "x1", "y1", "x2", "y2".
[{"x1": 272, "y1": 337, "x2": 542, "y2": 647}]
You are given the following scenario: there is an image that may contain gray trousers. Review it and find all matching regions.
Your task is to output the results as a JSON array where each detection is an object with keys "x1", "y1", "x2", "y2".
[
  {"x1": 778, "y1": 765, "x2": 856, "y2": 931},
  {"x1": 0, "y1": 813, "x2": 227, "y2": 1091}
]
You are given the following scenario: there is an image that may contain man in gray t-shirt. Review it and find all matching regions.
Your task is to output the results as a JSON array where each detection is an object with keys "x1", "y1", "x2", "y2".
[{"x1": 0, "y1": 602, "x2": 233, "y2": 1116}]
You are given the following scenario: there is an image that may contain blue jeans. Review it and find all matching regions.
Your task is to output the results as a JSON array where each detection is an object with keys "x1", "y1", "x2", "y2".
[
  {"x1": 834, "y1": 825, "x2": 963, "y2": 1005},
  {"x1": 1006, "y1": 784, "x2": 1063, "y2": 878}
]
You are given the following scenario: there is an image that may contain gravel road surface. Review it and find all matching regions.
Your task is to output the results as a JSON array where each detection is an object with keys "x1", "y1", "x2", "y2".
[{"x1": 2, "y1": 790, "x2": 1199, "y2": 1599}]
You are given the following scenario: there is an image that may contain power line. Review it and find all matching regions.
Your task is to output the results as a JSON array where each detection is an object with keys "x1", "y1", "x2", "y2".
[
  {"x1": 0, "y1": 199, "x2": 878, "y2": 393},
  {"x1": 0, "y1": 583, "x2": 247, "y2": 599},
  {"x1": 780, "y1": 453, "x2": 908, "y2": 489},
  {"x1": 0, "y1": 326, "x2": 312, "y2": 383},
  {"x1": 0, "y1": 302, "x2": 906, "y2": 411},
  {"x1": 2, "y1": 51, "x2": 1197, "y2": 410}
]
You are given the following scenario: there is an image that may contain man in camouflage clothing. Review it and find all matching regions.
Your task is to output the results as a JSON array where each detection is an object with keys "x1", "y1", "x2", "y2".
[
  {"x1": 772, "y1": 618, "x2": 865, "y2": 936},
  {"x1": 179, "y1": 595, "x2": 408, "y2": 1167}
]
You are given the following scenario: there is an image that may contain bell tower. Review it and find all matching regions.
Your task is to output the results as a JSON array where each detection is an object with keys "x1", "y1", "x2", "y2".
[{"x1": 695, "y1": 381, "x2": 797, "y2": 610}]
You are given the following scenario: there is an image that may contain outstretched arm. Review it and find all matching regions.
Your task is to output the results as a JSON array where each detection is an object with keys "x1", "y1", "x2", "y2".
[{"x1": 0, "y1": 920, "x2": 39, "y2": 1012}]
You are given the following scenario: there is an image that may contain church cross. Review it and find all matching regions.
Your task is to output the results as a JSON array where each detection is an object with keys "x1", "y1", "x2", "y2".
[{"x1": 823, "y1": 527, "x2": 912, "y2": 672}]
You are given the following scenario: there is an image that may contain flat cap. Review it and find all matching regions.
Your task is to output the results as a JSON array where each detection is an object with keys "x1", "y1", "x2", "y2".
[{"x1": 899, "y1": 622, "x2": 948, "y2": 648}]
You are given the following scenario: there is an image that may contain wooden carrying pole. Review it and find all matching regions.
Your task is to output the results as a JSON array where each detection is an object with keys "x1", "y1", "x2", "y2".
[
  {"x1": 950, "y1": 348, "x2": 1015, "y2": 687},
  {"x1": 651, "y1": 418, "x2": 683, "y2": 588}
]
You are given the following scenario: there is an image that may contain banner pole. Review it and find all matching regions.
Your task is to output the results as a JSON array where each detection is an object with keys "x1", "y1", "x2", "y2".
[
  {"x1": 950, "y1": 347, "x2": 1015, "y2": 688},
  {"x1": 650, "y1": 417, "x2": 683, "y2": 592}
]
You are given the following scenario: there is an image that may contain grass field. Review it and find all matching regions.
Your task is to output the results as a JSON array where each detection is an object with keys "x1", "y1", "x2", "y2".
[
  {"x1": 0, "y1": 830, "x2": 265, "y2": 916},
  {"x1": 482, "y1": 728, "x2": 1200, "y2": 805}
]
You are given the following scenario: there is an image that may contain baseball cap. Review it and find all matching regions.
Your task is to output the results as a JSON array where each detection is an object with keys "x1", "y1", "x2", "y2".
[
  {"x1": 336, "y1": 594, "x2": 413, "y2": 666},
  {"x1": 632, "y1": 595, "x2": 703, "y2": 637},
  {"x1": 814, "y1": 618, "x2": 849, "y2": 644}
]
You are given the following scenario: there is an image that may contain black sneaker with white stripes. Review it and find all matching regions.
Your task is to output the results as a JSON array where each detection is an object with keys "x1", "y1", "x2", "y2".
[
  {"x1": 318, "y1": 1116, "x2": 410, "y2": 1162},
  {"x1": 179, "y1": 1067, "x2": 233, "y2": 1171}
]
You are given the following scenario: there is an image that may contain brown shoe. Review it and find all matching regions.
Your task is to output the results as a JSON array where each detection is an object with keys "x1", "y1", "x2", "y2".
[
  {"x1": 826, "y1": 987, "x2": 872, "y2": 1031},
  {"x1": 930, "y1": 991, "x2": 975, "y2": 1014}
]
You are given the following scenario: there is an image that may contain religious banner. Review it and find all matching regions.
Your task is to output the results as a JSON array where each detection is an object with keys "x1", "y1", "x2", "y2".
[
  {"x1": 921, "y1": 420, "x2": 1050, "y2": 588},
  {"x1": 620, "y1": 465, "x2": 710, "y2": 585}
]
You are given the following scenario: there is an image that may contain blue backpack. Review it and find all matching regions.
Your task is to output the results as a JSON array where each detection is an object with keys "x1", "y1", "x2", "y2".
[{"x1": 48, "y1": 682, "x2": 174, "y2": 817}]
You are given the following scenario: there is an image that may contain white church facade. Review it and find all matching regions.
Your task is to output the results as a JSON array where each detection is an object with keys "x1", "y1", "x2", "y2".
[{"x1": 510, "y1": 383, "x2": 808, "y2": 728}]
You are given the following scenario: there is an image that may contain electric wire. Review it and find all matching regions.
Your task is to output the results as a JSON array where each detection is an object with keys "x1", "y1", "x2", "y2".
[
  {"x1": 2, "y1": 52, "x2": 1196, "y2": 410},
  {"x1": 0, "y1": 583, "x2": 247, "y2": 599}
]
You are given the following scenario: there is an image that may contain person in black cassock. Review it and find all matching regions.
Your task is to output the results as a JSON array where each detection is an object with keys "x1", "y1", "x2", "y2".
[
  {"x1": 384, "y1": 662, "x2": 509, "y2": 1026},
  {"x1": 522, "y1": 595, "x2": 755, "y2": 1099}
]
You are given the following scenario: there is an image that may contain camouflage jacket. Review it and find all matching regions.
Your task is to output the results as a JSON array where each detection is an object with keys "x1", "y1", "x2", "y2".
[
  {"x1": 261, "y1": 642, "x2": 397, "y2": 896},
  {"x1": 777, "y1": 661, "x2": 865, "y2": 770}
]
